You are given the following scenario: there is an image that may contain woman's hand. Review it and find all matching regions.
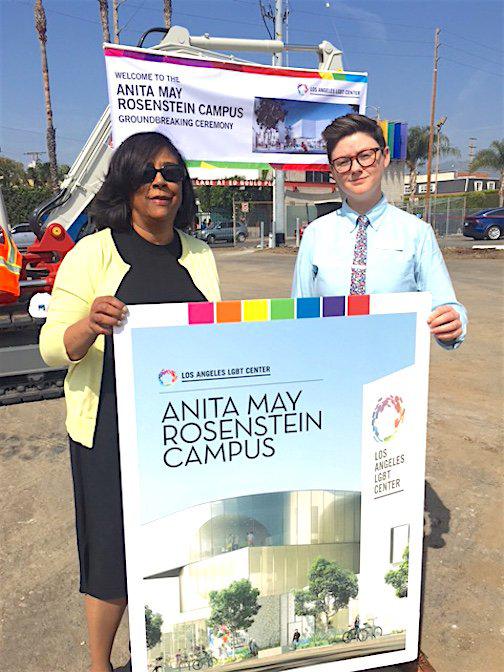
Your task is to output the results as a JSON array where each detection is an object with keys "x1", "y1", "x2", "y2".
[
  {"x1": 87, "y1": 296, "x2": 127, "y2": 336},
  {"x1": 64, "y1": 296, "x2": 127, "y2": 361}
]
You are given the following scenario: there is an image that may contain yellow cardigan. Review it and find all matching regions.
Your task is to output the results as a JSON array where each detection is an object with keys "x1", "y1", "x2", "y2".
[{"x1": 39, "y1": 228, "x2": 221, "y2": 447}]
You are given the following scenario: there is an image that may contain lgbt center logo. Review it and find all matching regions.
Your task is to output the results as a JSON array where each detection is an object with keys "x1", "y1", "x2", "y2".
[
  {"x1": 371, "y1": 395, "x2": 405, "y2": 443},
  {"x1": 158, "y1": 369, "x2": 178, "y2": 387}
]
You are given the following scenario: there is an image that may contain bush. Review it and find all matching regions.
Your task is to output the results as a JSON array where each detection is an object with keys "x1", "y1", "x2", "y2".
[{"x1": 3, "y1": 185, "x2": 52, "y2": 226}]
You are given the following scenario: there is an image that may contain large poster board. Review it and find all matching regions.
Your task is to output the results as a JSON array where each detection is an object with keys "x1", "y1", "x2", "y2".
[
  {"x1": 114, "y1": 292, "x2": 431, "y2": 672},
  {"x1": 104, "y1": 45, "x2": 367, "y2": 167}
]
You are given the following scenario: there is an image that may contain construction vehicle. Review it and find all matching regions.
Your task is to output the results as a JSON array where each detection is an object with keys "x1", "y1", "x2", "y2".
[{"x1": 0, "y1": 26, "x2": 344, "y2": 405}]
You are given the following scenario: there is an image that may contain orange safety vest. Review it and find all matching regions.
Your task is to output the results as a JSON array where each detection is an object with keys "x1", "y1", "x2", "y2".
[{"x1": 0, "y1": 223, "x2": 22, "y2": 301}]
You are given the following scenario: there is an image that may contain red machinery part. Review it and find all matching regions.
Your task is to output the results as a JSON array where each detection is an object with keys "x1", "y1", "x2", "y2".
[{"x1": 20, "y1": 222, "x2": 75, "y2": 294}]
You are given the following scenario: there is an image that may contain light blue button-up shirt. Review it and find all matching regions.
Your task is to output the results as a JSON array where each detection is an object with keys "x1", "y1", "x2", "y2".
[{"x1": 292, "y1": 196, "x2": 467, "y2": 348}]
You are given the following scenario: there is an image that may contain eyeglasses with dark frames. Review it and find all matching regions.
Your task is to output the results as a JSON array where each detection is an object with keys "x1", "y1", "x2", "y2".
[
  {"x1": 141, "y1": 164, "x2": 185, "y2": 184},
  {"x1": 330, "y1": 147, "x2": 383, "y2": 174}
]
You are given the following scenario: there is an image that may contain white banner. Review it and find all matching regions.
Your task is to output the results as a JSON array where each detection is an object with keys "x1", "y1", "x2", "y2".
[{"x1": 104, "y1": 45, "x2": 368, "y2": 166}]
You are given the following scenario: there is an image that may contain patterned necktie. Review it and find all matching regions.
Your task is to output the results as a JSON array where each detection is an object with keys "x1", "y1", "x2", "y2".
[{"x1": 350, "y1": 215, "x2": 370, "y2": 295}]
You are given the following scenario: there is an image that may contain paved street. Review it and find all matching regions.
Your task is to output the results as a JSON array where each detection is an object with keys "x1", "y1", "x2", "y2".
[{"x1": 0, "y1": 249, "x2": 502, "y2": 672}]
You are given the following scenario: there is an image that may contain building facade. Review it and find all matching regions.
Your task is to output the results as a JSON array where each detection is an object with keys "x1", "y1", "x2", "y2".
[{"x1": 143, "y1": 490, "x2": 361, "y2": 662}]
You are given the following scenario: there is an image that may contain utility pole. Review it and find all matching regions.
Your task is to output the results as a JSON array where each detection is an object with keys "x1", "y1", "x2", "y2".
[
  {"x1": 468, "y1": 137, "x2": 477, "y2": 168},
  {"x1": 24, "y1": 151, "x2": 46, "y2": 164},
  {"x1": 424, "y1": 28, "x2": 440, "y2": 223},
  {"x1": 272, "y1": 0, "x2": 285, "y2": 247}
]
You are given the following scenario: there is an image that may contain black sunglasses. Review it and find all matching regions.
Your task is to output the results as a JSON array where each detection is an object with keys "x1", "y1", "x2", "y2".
[{"x1": 141, "y1": 164, "x2": 185, "y2": 184}]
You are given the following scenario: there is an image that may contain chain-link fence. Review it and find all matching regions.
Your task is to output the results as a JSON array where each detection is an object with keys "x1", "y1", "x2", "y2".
[
  {"x1": 398, "y1": 196, "x2": 467, "y2": 245},
  {"x1": 232, "y1": 201, "x2": 320, "y2": 245}
]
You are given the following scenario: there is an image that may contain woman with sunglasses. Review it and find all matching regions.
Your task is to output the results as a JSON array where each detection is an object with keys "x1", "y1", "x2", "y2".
[{"x1": 40, "y1": 132, "x2": 220, "y2": 671}]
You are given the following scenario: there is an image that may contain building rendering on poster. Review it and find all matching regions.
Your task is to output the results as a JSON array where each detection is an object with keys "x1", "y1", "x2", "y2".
[
  {"x1": 114, "y1": 292, "x2": 431, "y2": 672},
  {"x1": 104, "y1": 45, "x2": 367, "y2": 166}
]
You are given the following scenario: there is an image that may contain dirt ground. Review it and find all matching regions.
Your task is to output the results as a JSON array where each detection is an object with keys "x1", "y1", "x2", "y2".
[{"x1": 0, "y1": 250, "x2": 502, "y2": 672}]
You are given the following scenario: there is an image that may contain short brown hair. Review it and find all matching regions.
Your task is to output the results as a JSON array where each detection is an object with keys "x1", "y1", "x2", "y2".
[{"x1": 322, "y1": 114, "x2": 386, "y2": 162}]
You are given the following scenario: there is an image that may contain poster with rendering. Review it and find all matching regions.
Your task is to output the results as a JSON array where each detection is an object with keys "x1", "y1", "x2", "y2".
[
  {"x1": 114, "y1": 292, "x2": 431, "y2": 672},
  {"x1": 104, "y1": 45, "x2": 367, "y2": 166}
]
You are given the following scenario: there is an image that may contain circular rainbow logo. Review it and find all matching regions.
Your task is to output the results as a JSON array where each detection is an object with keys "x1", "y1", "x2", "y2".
[
  {"x1": 371, "y1": 395, "x2": 405, "y2": 443},
  {"x1": 158, "y1": 369, "x2": 177, "y2": 387},
  {"x1": 297, "y1": 83, "x2": 309, "y2": 96}
]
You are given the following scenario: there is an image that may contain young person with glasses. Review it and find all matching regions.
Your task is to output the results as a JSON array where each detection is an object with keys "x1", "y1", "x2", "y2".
[
  {"x1": 40, "y1": 132, "x2": 220, "y2": 671},
  {"x1": 292, "y1": 114, "x2": 466, "y2": 348}
]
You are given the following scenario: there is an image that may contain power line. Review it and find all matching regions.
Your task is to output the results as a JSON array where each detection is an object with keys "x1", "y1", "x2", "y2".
[
  {"x1": 440, "y1": 56, "x2": 502, "y2": 78},
  {"x1": 442, "y1": 28, "x2": 504, "y2": 55},
  {"x1": 0, "y1": 126, "x2": 85, "y2": 143},
  {"x1": 441, "y1": 41, "x2": 502, "y2": 68}
]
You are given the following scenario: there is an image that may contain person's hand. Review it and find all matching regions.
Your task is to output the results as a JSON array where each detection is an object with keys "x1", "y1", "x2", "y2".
[
  {"x1": 87, "y1": 296, "x2": 127, "y2": 336},
  {"x1": 427, "y1": 305, "x2": 462, "y2": 342}
]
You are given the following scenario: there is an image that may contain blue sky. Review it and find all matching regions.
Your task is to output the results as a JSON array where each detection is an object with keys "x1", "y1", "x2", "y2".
[
  {"x1": 0, "y1": 0, "x2": 502, "y2": 169},
  {"x1": 129, "y1": 312, "x2": 416, "y2": 523}
]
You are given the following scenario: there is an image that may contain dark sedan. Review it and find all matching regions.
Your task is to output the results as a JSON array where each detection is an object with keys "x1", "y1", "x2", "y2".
[{"x1": 463, "y1": 207, "x2": 504, "y2": 240}]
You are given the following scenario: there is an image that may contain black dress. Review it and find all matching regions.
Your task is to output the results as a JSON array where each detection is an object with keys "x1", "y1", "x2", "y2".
[{"x1": 69, "y1": 228, "x2": 206, "y2": 600}]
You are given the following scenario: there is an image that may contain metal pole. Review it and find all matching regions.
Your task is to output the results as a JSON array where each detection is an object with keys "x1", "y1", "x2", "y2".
[
  {"x1": 425, "y1": 28, "x2": 440, "y2": 223},
  {"x1": 259, "y1": 221, "x2": 264, "y2": 248},
  {"x1": 433, "y1": 130, "x2": 441, "y2": 233},
  {"x1": 296, "y1": 217, "x2": 300, "y2": 247},
  {"x1": 272, "y1": 0, "x2": 285, "y2": 248},
  {"x1": 446, "y1": 197, "x2": 450, "y2": 242}
]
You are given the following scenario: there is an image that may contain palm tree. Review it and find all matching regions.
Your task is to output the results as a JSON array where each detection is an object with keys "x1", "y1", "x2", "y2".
[
  {"x1": 470, "y1": 140, "x2": 504, "y2": 206},
  {"x1": 34, "y1": 0, "x2": 58, "y2": 193},
  {"x1": 406, "y1": 126, "x2": 458, "y2": 204},
  {"x1": 112, "y1": 0, "x2": 119, "y2": 44},
  {"x1": 163, "y1": 1, "x2": 172, "y2": 30},
  {"x1": 98, "y1": 0, "x2": 111, "y2": 43}
]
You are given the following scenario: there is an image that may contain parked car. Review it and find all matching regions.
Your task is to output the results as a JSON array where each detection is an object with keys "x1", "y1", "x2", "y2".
[
  {"x1": 196, "y1": 222, "x2": 247, "y2": 244},
  {"x1": 9, "y1": 223, "x2": 37, "y2": 249},
  {"x1": 463, "y1": 207, "x2": 504, "y2": 240}
]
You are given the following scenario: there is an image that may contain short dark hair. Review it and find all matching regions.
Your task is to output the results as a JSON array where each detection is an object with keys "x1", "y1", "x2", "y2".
[
  {"x1": 322, "y1": 114, "x2": 386, "y2": 162},
  {"x1": 90, "y1": 132, "x2": 196, "y2": 231}
]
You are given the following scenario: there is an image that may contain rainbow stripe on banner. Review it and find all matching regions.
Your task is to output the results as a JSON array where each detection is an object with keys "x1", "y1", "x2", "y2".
[
  {"x1": 104, "y1": 46, "x2": 368, "y2": 82},
  {"x1": 186, "y1": 295, "x2": 375, "y2": 325}
]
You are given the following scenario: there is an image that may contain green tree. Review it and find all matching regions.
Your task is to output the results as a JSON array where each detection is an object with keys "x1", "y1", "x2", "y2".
[
  {"x1": 0, "y1": 157, "x2": 27, "y2": 188},
  {"x1": 294, "y1": 557, "x2": 358, "y2": 632},
  {"x1": 470, "y1": 140, "x2": 504, "y2": 206},
  {"x1": 406, "y1": 126, "x2": 458, "y2": 203},
  {"x1": 3, "y1": 185, "x2": 52, "y2": 226},
  {"x1": 385, "y1": 546, "x2": 409, "y2": 598},
  {"x1": 194, "y1": 180, "x2": 272, "y2": 215},
  {"x1": 145, "y1": 605, "x2": 163, "y2": 649},
  {"x1": 208, "y1": 579, "x2": 261, "y2": 654}
]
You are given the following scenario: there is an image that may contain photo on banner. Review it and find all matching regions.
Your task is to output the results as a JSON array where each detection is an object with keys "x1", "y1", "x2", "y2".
[
  {"x1": 252, "y1": 98, "x2": 358, "y2": 155},
  {"x1": 114, "y1": 292, "x2": 431, "y2": 672},
  {"x1": 104, "y1": 44, "x2": 368, "y2": 167}
]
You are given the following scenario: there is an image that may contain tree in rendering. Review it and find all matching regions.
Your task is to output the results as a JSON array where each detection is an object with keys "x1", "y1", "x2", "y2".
[
  {"x1": 406, "y1": 126, "x2": 458, "y2": 203},
  {"x1": 470, "y1": 140, "x2": 504, "y2": 206},
  {"x1": 385, "y1": 546, "x2": 409, "y2": 598},
  {"x1": 34, "y1": 0, "x2": 58, "y2": 193},
  {"x1": 163, "y1": 0, "x2": 172, "y2": 29},
  {"x1": 255, "y1": 98, "x2": 286, "y2": 131},
  {"x1": 294, "y1": 557, "x2": 358, "y2": 632},
  {"x1": 98, "y1": 0, "x2": 111, "y2": 43},
  {"x1": 208, "y1": 579, "x2": 261, "y2": 655},
  {"x1": 145, "y1": 605, "x2": 163, "y2": 649}
]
